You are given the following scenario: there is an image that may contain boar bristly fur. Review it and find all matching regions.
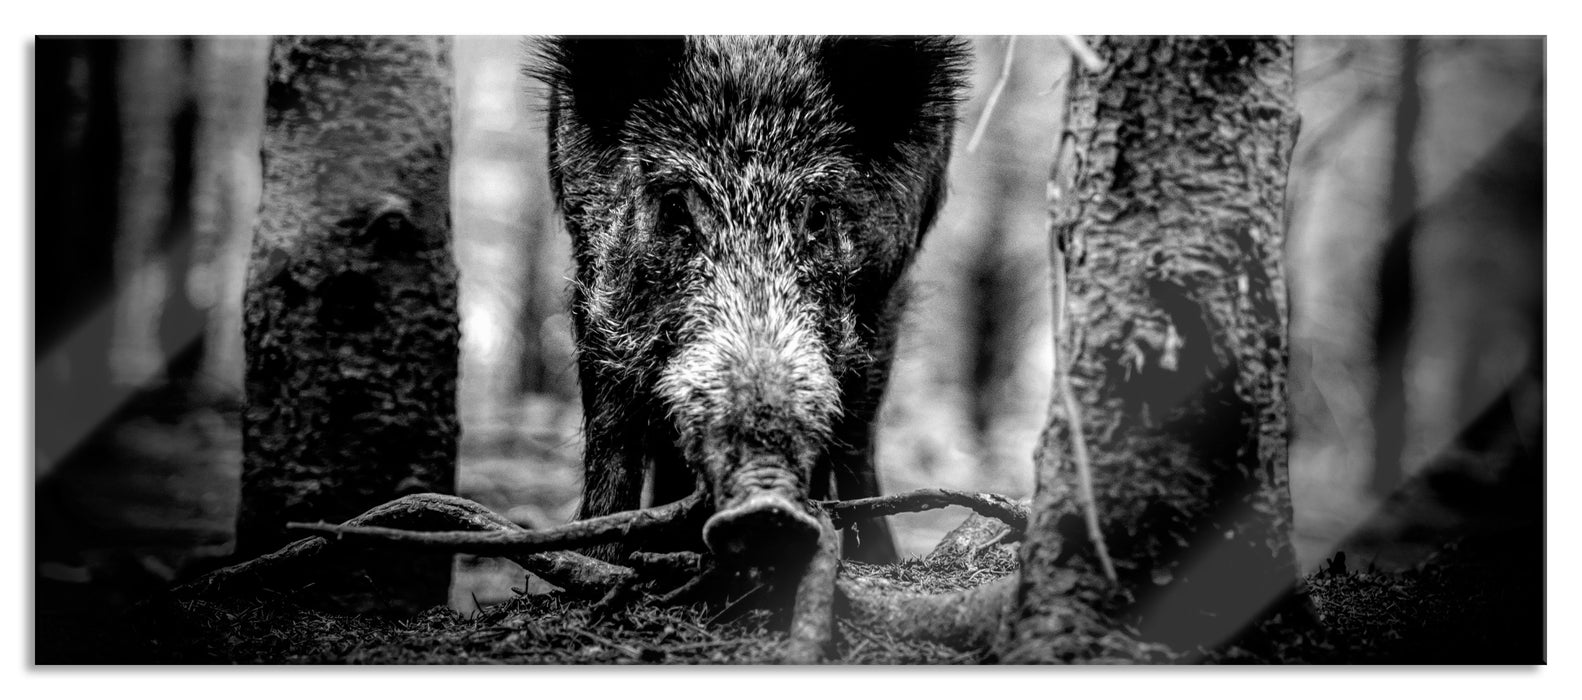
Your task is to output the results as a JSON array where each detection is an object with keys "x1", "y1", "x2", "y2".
[{"x1": 532, "y1": 36, "x2": 970, "y2": 563}]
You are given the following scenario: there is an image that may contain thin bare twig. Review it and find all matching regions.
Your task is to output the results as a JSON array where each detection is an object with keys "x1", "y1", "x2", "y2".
[
  {"x1": 966, "y1": 35, "x2": 1017, "y2": 153},
  {"x1": 653, "y1": 563, "x2": 729, "y2": 607},
  {"x1": 821, "y1": 488, "x2": 1027, "y2": 534},
  {"x1": 1060, "y1": 35, "x2": 1106, "y2": 74},
  {"x1": 1049, "y1": 215, "x2": 1119, "y2": 586}
]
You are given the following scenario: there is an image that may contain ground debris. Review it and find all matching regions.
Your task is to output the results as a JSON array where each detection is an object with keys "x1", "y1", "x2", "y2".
[{"x1": 36, "y1": 523, "x2": 1540, "y2": 664}]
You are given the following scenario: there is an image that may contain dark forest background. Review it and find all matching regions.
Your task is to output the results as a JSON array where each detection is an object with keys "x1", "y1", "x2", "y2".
[{"x1": 33, "y1": 35, "x2": 1544, "y2": 615}]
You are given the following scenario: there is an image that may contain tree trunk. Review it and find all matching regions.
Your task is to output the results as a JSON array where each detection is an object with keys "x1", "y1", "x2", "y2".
[
  {"x1": 190, "y1": 37, "x2": 269, "y2": 400},
  {"x1": 1370, "y1": 36, "x2": 1422, "y2": 495},
  {"x1": 108, "y1": 37, "x2": 197, "y2": 388},
  {"x1": 36, "y1": 39, "x2": 124, "y2": 471},
  {"x1": 240, "y1": 36, "x2": 458, "y2": 614},
  {"x1": 1005, "y1": 37, "x2": 1303, "y2": 661}
]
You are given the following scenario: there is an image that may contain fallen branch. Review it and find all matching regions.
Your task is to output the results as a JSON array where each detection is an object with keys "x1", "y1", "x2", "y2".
[
  {"x1": 174, "y1": 485, "x2": 1058, "y2": 660},
  {"x1": 823, "y1": 489, "x2": 1028, "y2": 535},
  {"x1": 265, "y1": 489, "x2": 1021, "y2": 569},
  {"x1": 173, "y1": 493, "x2": 639, "y2": 601},
  {"x1": 783, "y1": 508, "x2": 839, "y2": 664},
  {"x1": 287, "y1": 491, "x2": 707, "y2": 558}
]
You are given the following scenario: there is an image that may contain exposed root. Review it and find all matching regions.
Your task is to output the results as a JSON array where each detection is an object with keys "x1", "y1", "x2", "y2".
[
  {"x1": 286, "y1": 490, "x2": 707, "y2": 558},
  {"x1": 822, "y1": 489, "x2": 1028, "y2": 535},
  {"x1": 174, "y1": 492, "x2": 642, "y2": 602},
  {"x1": 172, "y1": 530, "x2": 333, "y2": 600},
  {"x1": 172, "y1": 486, "x2": 1060, "y2": 660},
  {"x1": 628, "y1": 551, "x2": 706, "y2": 576},
  {"x1": 783, "y1": 507, "x2": 839, "y2": 664},
  {"x1": 173, "y1": 493, "x2": 514, "y2": 599}
]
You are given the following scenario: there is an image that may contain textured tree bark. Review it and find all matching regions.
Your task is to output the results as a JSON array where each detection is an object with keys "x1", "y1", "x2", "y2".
[
  {"x1": 1005, "y1": 37, "x2": 1303, "y2": 661},
  {"x1": 239, "y1": 36, "x2": 458, "y2": 613}
]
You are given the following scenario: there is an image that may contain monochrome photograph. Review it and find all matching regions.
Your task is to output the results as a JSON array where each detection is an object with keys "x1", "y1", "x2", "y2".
[{"x1": 32, "y1": 33, "x2": 1544, "y2": 665}]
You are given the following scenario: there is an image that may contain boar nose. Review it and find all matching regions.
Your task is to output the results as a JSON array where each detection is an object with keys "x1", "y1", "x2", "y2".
[{"x1": 702, "y1": 454, "x2": 822, "y2": 562}]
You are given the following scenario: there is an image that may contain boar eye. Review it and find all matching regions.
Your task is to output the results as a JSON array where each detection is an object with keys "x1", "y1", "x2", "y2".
[
  {"x1": 802, "y1": 198, "x2": 833, "y2": 237},
  {"x1": 656, "y1": 190, "x2": 696, "y2": 238}
]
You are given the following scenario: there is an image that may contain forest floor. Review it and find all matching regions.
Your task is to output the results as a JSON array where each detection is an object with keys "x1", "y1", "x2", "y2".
[
  {"x1": 34, "y1": 390, "x2": 1544, "y2": 665},
  {"x1": 33, "y1": 514, "x2": 1543, "y2": 665}
]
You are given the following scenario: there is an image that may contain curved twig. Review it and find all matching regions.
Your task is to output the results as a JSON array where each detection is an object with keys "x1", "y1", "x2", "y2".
[{"x1": 821, "y1": 489, "x2": 1028, "y2": 535}]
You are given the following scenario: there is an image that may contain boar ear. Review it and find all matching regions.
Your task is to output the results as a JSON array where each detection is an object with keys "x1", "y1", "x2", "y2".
[
  {"x1": 820, "y1": 36, "x2": 972, "y2": 165},
  {"x1": 531, "y1": 36, "x2": 687, "y2": 143}
]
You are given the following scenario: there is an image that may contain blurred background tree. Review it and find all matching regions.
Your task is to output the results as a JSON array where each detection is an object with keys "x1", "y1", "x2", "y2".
[{"x1": 36, "y1": 37, "x2": 265, "y2": 603}]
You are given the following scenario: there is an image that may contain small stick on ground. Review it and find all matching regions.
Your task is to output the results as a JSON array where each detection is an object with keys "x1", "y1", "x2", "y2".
[
  {"x1": 654, "y1": 562, "x2": 732, "y2": 607},
  {"x1": 590, "y1": 575, "x2": 645, "y2": 617},
  {"x1": 823, "y1": 489, "x2": 1028, "y2": 535},
  {"x1": 783, "y1": 508, "x2": 839, "y2": 665}
]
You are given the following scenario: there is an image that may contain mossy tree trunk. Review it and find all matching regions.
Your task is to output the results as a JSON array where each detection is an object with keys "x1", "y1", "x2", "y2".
[
  {"x1": 1004, "y1": 37, "x2": 1303, "y2": 661},
  {"x1": 240, "y1": 36, "x2": 458, "y2": 613}
]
